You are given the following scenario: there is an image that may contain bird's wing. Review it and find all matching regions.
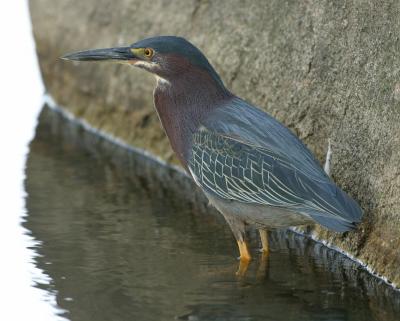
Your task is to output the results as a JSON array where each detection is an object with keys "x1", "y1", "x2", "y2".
[
  {"x1": 202, "y1": 97, "x2": 327, "y2": 182},
  {"x1": 189, "y1": 129, "x2": 307, "y2": 208},
  {"x1": 188, "y1": 99, "x2": 362, "y2": 231}
]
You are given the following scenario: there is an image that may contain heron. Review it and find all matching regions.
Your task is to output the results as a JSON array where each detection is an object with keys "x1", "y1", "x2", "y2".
[{"x1": 63, "y1": 36, "x2": 362, "y2": 274}]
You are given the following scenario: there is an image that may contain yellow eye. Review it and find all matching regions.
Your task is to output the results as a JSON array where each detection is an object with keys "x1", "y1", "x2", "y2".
[{"x1": 144, "y1": 48, "x2": 154, "y2": 58}]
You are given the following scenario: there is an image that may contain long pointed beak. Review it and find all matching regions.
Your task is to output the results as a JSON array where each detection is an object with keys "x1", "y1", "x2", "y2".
[{"x1": 61, "y1": 46, "x2": 135, "y2": 62}]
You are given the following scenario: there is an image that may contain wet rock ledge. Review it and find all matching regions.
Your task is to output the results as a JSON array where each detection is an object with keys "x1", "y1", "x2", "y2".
[{"x1": 30, "y1": 0, "x2": 400, "y2": 286}]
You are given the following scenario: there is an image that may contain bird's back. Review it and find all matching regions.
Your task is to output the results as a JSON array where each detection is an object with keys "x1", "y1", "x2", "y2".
[{"x1": 188, "y1": 97, "x2": 362, "y2": 232}]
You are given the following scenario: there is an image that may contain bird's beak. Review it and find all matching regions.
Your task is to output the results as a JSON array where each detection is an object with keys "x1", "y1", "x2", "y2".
[{"x1": 61, "y1": 46, "x2": 136, "y2": 63}]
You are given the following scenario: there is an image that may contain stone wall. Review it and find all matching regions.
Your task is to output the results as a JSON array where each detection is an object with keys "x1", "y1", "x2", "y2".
[{"x1": 30, "y1": 0, "x2": 400, "y2": 286}]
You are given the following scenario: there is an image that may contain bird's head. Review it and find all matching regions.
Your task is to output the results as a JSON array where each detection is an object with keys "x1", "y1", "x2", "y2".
[{"x1": 62, "y1": 36, "x2": 224, "y2": 87}]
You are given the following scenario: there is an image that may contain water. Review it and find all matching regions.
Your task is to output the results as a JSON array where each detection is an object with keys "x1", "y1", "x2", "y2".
[
  {"x1": 0, "y1": 1, "x2": 66, "y2": 320},
  {"x1": 23, "y1": 105, "x2": 400, "y2": 321}
]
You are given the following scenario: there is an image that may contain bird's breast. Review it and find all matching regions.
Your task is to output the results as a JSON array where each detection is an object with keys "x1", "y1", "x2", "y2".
[
  {"x1": 152, "y1": 74, "x2": 231, "y2": 167},
  {"x1": 153, "y1": 86, "x2": 197, "y2": 167}
]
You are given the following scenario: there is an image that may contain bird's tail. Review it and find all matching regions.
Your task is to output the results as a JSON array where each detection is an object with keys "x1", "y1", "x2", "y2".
[
  {"x1": 303, "y1": 181, "x2": 363, "y2": 232},
  {"x1": 308, "y1": 213, "x2": 358, "y2": 232}
]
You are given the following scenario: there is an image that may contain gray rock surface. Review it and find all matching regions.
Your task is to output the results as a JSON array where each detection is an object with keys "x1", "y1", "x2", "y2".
[{"x1": 30, "y1": 0, "x2": 400, "y2": 286}]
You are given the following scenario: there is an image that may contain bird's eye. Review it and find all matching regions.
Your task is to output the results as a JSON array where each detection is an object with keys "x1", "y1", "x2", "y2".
[{"x1": 144, "y1": 48, "x2": 154, "y2": 58}]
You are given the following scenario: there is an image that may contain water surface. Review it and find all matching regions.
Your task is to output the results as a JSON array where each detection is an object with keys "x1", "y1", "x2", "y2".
[{"x1": 24, "y1": 106, "x2": 400, "y2": 321}]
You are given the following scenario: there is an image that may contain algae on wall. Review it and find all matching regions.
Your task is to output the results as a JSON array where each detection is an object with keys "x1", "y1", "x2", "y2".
[{"x1": 30, "y1": 0, "x2": 400, "y2": 286}]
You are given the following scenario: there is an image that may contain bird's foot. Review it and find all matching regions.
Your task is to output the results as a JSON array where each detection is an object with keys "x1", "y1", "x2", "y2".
[
  {"x1": 236, "y1": 256, "x2": 251, "y2": 277},
  {"x1": 235, "y1": 240, "x2": 251, "y2": 277}
]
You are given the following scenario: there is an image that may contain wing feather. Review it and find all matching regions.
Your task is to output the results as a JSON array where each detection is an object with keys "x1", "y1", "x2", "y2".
[{"x1": 189, "y1": 129, "x2": 362, "y2": 230}]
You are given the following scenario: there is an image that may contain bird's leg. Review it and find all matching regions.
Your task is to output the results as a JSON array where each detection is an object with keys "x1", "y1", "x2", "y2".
[
  {"x1": 257, "y1": 229, "x2": 270, "y2": 279},
  {"x1": 221, "y1": 213, "x2": 251, "y2": 276},
  {"x1": 237, "y1": 239, "x2": 251, "y2": 260},
  {"x1": 259, "y1": 229, "x2": 269, "y2": 254},
  {"x1": 236, "y1": 238, "x2": 251, "y2": 276}
]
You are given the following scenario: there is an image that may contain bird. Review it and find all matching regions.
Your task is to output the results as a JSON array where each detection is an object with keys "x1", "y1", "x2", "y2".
[{"x1": 62, "y1": 36, "x2": 363, "y2": 274}]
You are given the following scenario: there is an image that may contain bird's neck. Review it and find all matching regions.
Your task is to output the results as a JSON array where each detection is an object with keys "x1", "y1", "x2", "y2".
[{"x1": 153, "y1": 70, "x2": 231, "y2": 167}]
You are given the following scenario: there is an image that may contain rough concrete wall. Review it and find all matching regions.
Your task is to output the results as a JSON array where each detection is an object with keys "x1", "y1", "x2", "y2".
[{"x1": 30, "y1": 0, "x2": 400, "y2": 286}]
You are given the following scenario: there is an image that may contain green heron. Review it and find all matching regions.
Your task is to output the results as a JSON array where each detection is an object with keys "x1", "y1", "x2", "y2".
[{"x1": 63, "y1": 36, "x2": 362, "y2": 272}]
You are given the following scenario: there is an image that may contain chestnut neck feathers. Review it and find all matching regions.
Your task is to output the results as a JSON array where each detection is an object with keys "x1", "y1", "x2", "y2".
[{"x1": 153, "y1": 65, "x2": 231, "y2": 167}]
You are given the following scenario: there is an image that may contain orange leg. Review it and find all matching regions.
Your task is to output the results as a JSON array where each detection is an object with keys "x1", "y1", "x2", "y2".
[
  {"x1": 237, "y1": 239, "x2": 252, "y2": 260},
  {"x1": 218, "y1": 212, "x2": 251, "y2": 276},
  {"x1": 236, "y1": 239, "x2": 251, "y2": 276},
  {"x1": 259, "y1": 229, "x2": 269, "y2": 254},
  {"x1": 256, "y1": 229, "x2": 270, "y2": 279}
]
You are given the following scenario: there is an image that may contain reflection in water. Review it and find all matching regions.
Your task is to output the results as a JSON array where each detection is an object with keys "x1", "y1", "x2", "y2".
[{"x1": 24, "y1": 105, "x2": 400, "y2": 321}]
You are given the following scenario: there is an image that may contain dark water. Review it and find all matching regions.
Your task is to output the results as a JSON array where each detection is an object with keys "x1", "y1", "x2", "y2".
[{"x1": 24, "y1": 106, "x2": 400, "y2": 321}]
